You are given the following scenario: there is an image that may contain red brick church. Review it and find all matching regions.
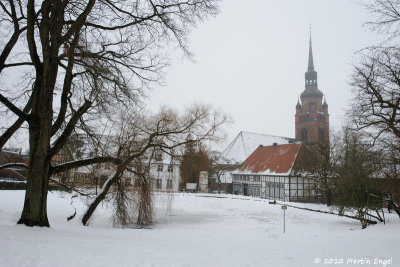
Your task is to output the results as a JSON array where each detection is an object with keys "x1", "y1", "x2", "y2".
[
  {"x1": 295, "y1": 36, "x2": 329, "y2": 142},
  {"x1": 220, "y1": 35, "x2": 331, "y2": 200}
]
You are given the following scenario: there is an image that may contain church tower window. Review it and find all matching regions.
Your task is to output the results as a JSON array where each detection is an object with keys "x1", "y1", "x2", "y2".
[
  {"x1": 302, "y1": 128, "x2": 308, "y2": 140},
  {"x1": 318, "y1": 128, "x2": 325, "y2": 141}
]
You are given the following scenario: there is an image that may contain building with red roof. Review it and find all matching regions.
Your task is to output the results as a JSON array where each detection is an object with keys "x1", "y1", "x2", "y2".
[{"x1": 232, "y1": 143, "x2": 315, "y2": 202}]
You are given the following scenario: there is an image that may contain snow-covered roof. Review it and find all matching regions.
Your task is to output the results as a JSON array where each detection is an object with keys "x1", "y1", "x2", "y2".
[
  {"x1": 233, "y1": 143, "x2": 302, "y2": 176},
  {"x1": 219, "y1": 131, "x2": 296, "y2": 165}
]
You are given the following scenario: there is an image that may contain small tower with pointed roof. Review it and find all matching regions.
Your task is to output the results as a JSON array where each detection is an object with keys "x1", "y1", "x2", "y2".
[{"x1": 295, "y1": 35, "x2": 329, "y2": 142}]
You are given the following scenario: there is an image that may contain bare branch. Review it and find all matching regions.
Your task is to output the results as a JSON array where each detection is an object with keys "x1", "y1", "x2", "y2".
[
  {"x1": 0, "y1": 93, "x2": 29, "y2": 120},
  {"x1": 0, "y1": 163, "x2": 28, "y2": 170},
  {"x1": 49, "y1": 100, "x2": 92, "y2": 158}
]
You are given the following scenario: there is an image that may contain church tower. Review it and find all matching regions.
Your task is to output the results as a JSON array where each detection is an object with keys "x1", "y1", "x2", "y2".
[{"x1": 295, "y1": 35, "x2": 329, "y2": 142}]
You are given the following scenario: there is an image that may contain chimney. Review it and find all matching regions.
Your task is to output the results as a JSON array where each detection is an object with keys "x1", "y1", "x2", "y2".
[
  {"x1": 258, "y1": 145, "x2": 263, "y2": 148},
  {"x1": 273, "y1": 143, "x2": 278, "y2": 147}
]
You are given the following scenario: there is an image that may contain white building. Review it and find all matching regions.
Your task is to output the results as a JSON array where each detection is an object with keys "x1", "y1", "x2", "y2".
[
  {"x1": 215, "y1": 131, "x2": 296, "y2": 185},
  {"x1": 232, "y1": 143, "x2": 316, "y2": 202},
  {"x1": 148, "y1": 151, "x2": 180, "y2": 192}
]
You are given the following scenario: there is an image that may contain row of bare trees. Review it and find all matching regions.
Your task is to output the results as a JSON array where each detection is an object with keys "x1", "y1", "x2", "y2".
[
  {"x1": 346, "y1": 0, "x2": 400, "y2": 226},
  {"x1": 298, "y1": 128, "x2": 398, "y2": 229},
  {"x1": 0, "y1": 0, "x2": 222, "y2": 227}
]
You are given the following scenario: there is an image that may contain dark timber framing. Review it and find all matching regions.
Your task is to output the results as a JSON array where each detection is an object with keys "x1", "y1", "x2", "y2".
[{"x1": 232, "y1": 174, "x2": 315, "y2": 202}]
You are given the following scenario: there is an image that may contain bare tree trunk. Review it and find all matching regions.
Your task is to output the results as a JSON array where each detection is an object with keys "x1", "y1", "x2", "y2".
[
  {"x1": 18, "y1": 53, "x2": 55, "y2": 226},
  {"x1": 18, "y1": 110, "x2": 52, "y2": 227},
  {"x1": 82, "y1": 167, "x2": 124, "y2": 225},
  {"x1": 326, "y1": 189, "x2": 332, "y2": 206},
  {"x1": 17, "y1": 162, "x2": 50, "y2": 227},
  {"x1": 217, "y1": 174, "x2": 221, "y2": 194}
]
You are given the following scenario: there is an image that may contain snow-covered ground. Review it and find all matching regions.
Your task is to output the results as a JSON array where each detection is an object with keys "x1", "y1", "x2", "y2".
[{"x1": 0, "y1": 190, "x2": 397, "y2": 267}]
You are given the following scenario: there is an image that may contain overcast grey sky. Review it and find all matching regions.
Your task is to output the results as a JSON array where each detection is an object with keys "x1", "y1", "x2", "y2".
[
  {"x1": 146, "y1": 0, "x2": 383, "y2": 148},
  {"x1": 2, "y1": 0, "x2": 384, "y2": 152}
]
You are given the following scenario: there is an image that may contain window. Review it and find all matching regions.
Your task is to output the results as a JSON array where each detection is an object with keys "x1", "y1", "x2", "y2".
[
  {"x1": 156, "y1": 179, "x2": 162, "y2": 189},
  {"x1": 318, "y1": 127, "x2": 325, "y2": 140},
  {"x1": 157, "y1": 164, "x2": 163, "y2": 172},
  {"x1": 166, "y1": 179, "x2": 172, "y2": 190},
  {"x1": 155, "y1": 148, "x2": 163, "y2": 161},
  {"x1": 301, "y1": 127, "x2": 308, "y2": 140},
  {"x1": 168, "y1": 165, "x2": 173, "y2": 173}
]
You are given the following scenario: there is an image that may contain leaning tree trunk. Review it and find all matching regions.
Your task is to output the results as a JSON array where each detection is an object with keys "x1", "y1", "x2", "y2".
[{"x1": 82, "y1": 166, "x2": 125, "y2": 225}]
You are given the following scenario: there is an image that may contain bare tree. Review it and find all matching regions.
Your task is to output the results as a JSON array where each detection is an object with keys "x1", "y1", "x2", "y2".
[
  {"x1": 179, "y1": 140, "x2": 210, "y2": 191},
  {"x1": 80, "y1": 104, "x2": 228, "y2": 226},
  {"x1": 112, "y1": 175, "x2": 132, "y2": 228},
  {"x1": 208, "y1": 153, "x2": 236, "y2": 194},
  {"x1": 349, "y1": 2, "x2": 400, "y2": 211},
  {"x1": 350, "y1": 1, "x2": 400, "y2": 143},
  {"x1": 294, "y1": 137, "x2": 338, "y2": 205},
  {"x1": 351, "y1": 47, "x2": 400, "y2": 143},
  {"x1": 134, "y1": 174, "x2": 154, "y2": 227},
  {"x1": 362, "y1": 0, "x2": 400, "y2": 40},
  {"x1": 332, "y1": 128, "x2": 385, "y2": 229},
  {"x1": 0, "y1": 1, "x2": 219, "y2": 227}
]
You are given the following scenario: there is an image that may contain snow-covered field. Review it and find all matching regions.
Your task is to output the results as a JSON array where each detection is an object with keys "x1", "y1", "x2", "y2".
[{"x1": 0, "y1": 190, "x2": 398, "y2": 267}]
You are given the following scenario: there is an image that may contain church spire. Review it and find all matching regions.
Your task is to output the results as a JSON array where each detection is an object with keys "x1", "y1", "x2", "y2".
[
  {"x1": 302, "y1": 30, "x2": 322, "y2": 98},
  {"x1": 296, "y1": 31, "x2": 329, "y2": 143},
  {"x1": 308, "y1": 34, "x2": 314, "y2": 71}
]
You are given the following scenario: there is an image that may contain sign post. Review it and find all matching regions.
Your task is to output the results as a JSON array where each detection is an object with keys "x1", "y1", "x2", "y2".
[{"x1": 281, "y1": 205, "x2": 287, "y2": 233}]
